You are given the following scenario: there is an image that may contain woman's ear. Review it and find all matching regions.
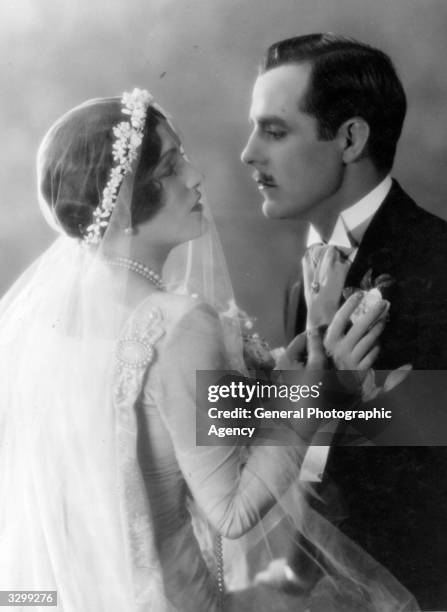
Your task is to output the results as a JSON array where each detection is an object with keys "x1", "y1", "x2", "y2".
[{"x1": 337, "y1": 117, "x2": 370, "y2": 164}]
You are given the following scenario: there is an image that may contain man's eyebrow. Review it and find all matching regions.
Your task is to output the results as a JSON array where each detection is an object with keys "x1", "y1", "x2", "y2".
[{"x1": 250, "y1": 115, "x2": 289, "y2": 128}]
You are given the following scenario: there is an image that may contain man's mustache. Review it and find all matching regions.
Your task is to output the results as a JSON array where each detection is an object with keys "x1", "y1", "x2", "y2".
[{"x1": 253, "y1": 172, "x2": 277, "y2": 186}]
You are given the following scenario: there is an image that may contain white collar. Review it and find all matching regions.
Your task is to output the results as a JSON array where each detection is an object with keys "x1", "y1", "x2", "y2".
[{"x1": 307, "y1": 175, "x2": 392, "y2": 249}]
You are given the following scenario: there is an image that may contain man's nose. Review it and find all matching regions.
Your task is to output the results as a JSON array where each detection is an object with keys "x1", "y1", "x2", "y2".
[{"x1": 241, "y1": 131, "x2": 261, "y2": 166}]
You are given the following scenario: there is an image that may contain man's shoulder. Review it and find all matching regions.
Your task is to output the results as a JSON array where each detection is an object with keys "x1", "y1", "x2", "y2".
[
  {"x1": 368, "y1": 180, "x2": 447, "y2": 262},
  {"x1": 388, "y1": 180, "x2": 447, "y2": 237}
]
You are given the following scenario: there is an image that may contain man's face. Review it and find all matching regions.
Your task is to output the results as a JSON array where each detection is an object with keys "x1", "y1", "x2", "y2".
[{"x1": 241, "y1": 63, "x2": 344, "y2": 221}]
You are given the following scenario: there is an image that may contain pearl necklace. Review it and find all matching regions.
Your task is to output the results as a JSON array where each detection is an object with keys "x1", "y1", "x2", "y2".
[
  {"x1": 104, "y1": 256, "x2": 165, "y2": 291},
  {"x1": 215, "y1": 533, "x2": 225, "y2": 608}
]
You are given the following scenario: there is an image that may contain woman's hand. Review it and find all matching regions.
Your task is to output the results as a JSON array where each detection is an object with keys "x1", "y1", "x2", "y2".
[
  {"x1": 275, "y1": 328, "x2": 327, "y2": 370},
  {"x1": 324, "y1": 292, "x2": 389, "y2": 371}
]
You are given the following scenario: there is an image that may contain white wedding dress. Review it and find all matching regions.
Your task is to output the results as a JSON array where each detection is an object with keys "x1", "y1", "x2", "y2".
[{"x1": 113, "y1": 290, "x2": 309, "y2": 612}]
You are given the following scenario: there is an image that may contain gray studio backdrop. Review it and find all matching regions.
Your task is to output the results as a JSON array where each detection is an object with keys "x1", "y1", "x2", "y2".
[{"x1": 2, "y1": 0, "x2": 447, "y2": 345}]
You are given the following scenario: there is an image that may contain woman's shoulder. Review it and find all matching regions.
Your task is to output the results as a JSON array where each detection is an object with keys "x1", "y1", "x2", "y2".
[
  {"x1": 115, "y1": 293, "x2": 219, "y2": 379},
  {"x1": 122, "y1": 292, "x2": 228, "y2": 374},
  {"x1": 130, "y1": 291, "x2": 219, "y2": 336}
]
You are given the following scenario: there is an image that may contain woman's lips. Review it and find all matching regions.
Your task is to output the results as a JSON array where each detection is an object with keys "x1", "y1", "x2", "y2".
[{"x1": 191, "y1": 202, "x2": 203, "y2": 212}]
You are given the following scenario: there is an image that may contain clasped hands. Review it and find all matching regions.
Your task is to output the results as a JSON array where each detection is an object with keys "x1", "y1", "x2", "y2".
[{"x1": 276, "y1": 292, "x2": 389, "y2": 372}]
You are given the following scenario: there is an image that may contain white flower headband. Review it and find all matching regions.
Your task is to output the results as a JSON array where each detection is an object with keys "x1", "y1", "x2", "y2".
[{"x1": 84, "y1": 88, "x2": 155, "y2": 245}]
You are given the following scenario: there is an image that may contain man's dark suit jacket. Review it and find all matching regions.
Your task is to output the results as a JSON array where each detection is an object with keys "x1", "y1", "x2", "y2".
[{"x1": 285, "y1": 180, "x2": 447, "y2": 610}]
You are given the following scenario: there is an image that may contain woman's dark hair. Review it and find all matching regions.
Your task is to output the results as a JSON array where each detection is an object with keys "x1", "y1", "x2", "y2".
[
  {"x1": 263, "y1": 34, "x2": 407, "y2": 173},
  {"x1": 39, "y1": 96, "x2": 167, "y2": 239},
  {"x1": 130, "y1": 104, "x2": 166, "y2": 228}
]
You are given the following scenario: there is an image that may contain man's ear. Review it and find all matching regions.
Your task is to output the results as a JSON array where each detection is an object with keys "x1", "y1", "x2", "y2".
[{"x1": 337, "y1": 117, "x2": 370, "y2": 164}]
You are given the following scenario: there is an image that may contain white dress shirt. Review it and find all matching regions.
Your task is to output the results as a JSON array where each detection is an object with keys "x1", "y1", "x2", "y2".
[
  {"x1": 307, "y1": 175, "x2": 392, "y2": 250},
  {"x1": 300, "y1": 175, "x2": 392, "y2": 482}
]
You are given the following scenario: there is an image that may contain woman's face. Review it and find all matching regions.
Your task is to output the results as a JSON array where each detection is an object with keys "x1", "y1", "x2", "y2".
[{"x1": 137, "y1": 120, "x2": 206, "y2": 247}]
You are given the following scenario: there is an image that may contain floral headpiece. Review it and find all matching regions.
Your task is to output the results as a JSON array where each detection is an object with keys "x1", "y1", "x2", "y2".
[{"x1": 84, "y1": 88, "x2": 154, "y2": 245}]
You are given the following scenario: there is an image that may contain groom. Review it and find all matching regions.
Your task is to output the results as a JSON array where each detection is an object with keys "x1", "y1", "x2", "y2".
[{"x1": 241, "y1": 33, "x2": 447, "y2": 610}]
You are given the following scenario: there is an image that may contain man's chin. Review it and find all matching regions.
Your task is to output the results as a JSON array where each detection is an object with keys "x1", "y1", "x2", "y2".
[
  {"x1": 262, "y1": 197, "x2": 310, "y2": 221},
  {"x1": 262, "y1": 198, "x2": 287, "y2": 219}
]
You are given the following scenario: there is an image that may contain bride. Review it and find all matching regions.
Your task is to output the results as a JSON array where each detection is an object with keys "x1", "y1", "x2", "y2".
[{"x1": 0, "y1": 89, "x2": 416, "y2": 611}]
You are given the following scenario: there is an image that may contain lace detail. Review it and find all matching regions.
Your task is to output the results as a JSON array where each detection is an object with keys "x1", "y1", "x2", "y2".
[
  {"x1": 114, "y1": 305, "x2": 165, "y2": 431},
  {"x1": 112, "y1": 303, "x2": 166, "y2": 579}
]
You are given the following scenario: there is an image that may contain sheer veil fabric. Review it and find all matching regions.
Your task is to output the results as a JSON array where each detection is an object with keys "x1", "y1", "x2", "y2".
[{"x1": 0, "y1": 95, "x2": 417, "y2": 611}]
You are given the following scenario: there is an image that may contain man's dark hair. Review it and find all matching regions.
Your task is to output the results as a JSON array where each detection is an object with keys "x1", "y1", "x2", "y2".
[{"x1": 262, "y1": 33, "x2": 407, "y2": 172}]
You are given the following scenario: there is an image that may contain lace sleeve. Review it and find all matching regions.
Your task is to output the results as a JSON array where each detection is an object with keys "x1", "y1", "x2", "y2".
[{"x1": 155, "y1": 302, "x2": 306, "y2": 539}]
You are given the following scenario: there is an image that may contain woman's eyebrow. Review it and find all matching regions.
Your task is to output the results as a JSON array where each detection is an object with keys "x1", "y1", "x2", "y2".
[
  {"x1": 158, "y1": 147, "x2": 178, "y2": 163},
  {"x1": 150, "y1": 147, "x2": 178, "y2": 178}
]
